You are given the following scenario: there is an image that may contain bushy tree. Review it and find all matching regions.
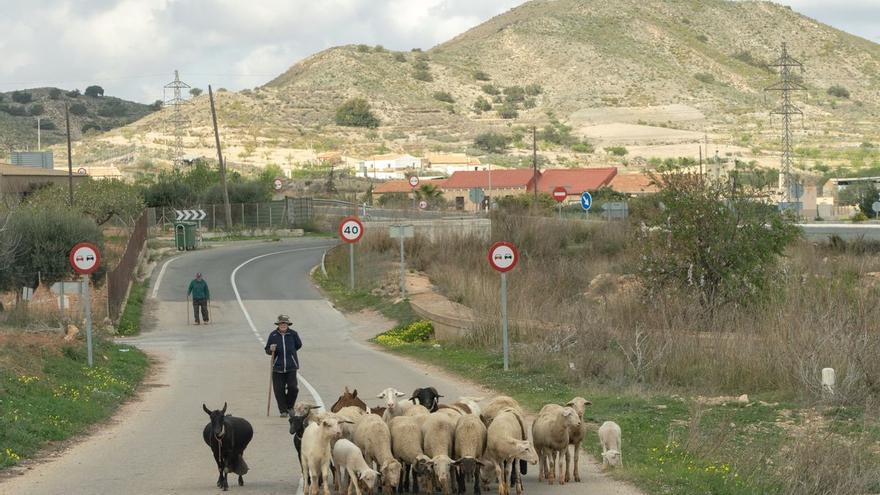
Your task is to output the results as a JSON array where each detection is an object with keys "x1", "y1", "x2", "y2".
[
  {"x1": 827, "y1": 85, "x2": 850, "y2": 99},
  {"x1": 473, "y1": 70, "x2": 490, "y2": 81},
  {"x1": 189, "y1": 88, "x2": 203, "y2": 97},
  {"x1": 503, "y1": 86, "x2": 525, "y2": 103},
  {"x1": 638, "y1": 172, "x2": 800, "y2": 308},
  {"x1": 413, "y1": 69, "x2": 433, "y2": 82},
  {"x1": 481, "y1": 84, "x2": 500, "y2": 95},
  {"x1": 837, "y1": 182, "x2": 878, "y2": 217},
  {"x1": 1, "y1": 207, "x2": 103, "y2": 290},
  {"x1": 497, "y1": 102, "x2": 518, "y2": 119},
  {"x1": 393, "y1": 53, "x2": 407, "y2": 62},
  {"x1": 84, "y1": 85, "x2": 104, "y2": 97},
  {"x1": 334, "y1": 98, "x2": 380, "y2": 128},
  {"x1": 27, "y1": 179, "x2": 145, "y2": 226},
  {"x1": 97, "y1": 100, "x2": 127, "y2": 117},
  {"x1": 69, "y1": 103, "x2": 88, "y2": 116},
  {"x1": 66, "y1": 89, "x2": 81, "y2": 98},
  {"x1": 149, "y1": 100, "x2": 163, "y2": 111},
  {"x1": 28, "y1": 103, "x2": 45, "y2": 116},
  {"x1": 49, "y1": 88, "x2": 62, "y2": 100},
  {"x1": 12, "y1": 91, "x2": 32, "y2": 104},
  {"x1": 433, "y1": 91, "x2": 454, "y2": 103},
  {"x1": 474, "y1": 132, "x2": 512, "y2": 154}
]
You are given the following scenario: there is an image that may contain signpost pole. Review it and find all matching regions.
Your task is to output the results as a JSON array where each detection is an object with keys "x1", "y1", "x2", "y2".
[
  {"x1": 349, "y1": 243, "x2": 355, "y2": 290},
  {"x1": 501, "y1": 272, "x2": 509, "y2": 371},
  {"x1": 399, "y1": 232, "x2": 406, "y2": 299},
  {"x1": 558, "y1": 203, "x2": 562, "y2": 220},
  {"x1": 82, "y1": 274, "x2": 93, "y2": 367},
  {"x1": 59, "y1": 279, "x2": 65, "y2": 328}
]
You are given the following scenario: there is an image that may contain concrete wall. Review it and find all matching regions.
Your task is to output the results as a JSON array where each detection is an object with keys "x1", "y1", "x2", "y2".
[{"x1": 364, "y1": 218, "x2": 491, "y2": 242}]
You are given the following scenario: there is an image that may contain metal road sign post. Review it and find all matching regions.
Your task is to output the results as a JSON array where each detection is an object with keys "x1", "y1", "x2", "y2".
[
  {"x1": 873, "y1": 201, "x2": 880, "y2": 219},
  {"x1": 339, "y1": 217, "x2": 365, "y2": 290},
  {"x1": 409, "y1": 176, "x2": 420, "y2": 211},
  {"x1": 488, "y1": 241, "x2": 519, "y2": 371},
  {"x1": 69, "y1": 242, "x2": 101, "y2": 367},
  {"x1": 580, "y1": 191, "x2": 593, "y2": 218},
  {"x1": 390, "y1": 225, "x2": 415, "y2": 298}
]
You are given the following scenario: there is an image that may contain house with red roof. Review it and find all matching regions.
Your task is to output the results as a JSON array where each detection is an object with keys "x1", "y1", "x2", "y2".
[
  {"x1": 373, "y1": 178, "x2": 447, "y2": 199},
  {"x1": 608, "y1": 173, "x2": 658, "y2": 196},
  {"x1": 536, "y1": 167, "x2": 617, "y2": 200},
  {"x1": 442, "y1": 169, "x2": 540, "y2": 210}
]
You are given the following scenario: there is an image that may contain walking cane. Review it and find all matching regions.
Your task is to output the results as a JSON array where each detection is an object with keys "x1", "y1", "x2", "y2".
[
  {"x1": 186, "y1": 295, "x2": 191, "y2": 325},
  {"x1": 266, "y1": 349, "x2": 276, "y2": 417}
]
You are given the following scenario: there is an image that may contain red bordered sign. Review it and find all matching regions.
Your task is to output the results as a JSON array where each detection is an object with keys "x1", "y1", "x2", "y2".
[
  {"x1": 487, "y1": 241, "x2": 519, "y2": 273},
  {"x1": 69, "y1": 242, "x2": 101, "y2": 275},
  {"x1": 552, "y1": 186, "x2": 568, "y2": 203},
  {"x1": 409, "y1": 176, "x2": 420, "y2": 188},
  {"x1": 338, "y1": 216, "x2": 365, "y2": 244}
]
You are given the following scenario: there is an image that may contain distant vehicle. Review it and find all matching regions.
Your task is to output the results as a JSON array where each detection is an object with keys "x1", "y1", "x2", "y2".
[{"x1": 75, "y1": 255, "x2": 84, "y2": 262}]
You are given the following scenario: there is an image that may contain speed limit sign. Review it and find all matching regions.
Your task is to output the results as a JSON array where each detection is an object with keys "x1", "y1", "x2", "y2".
[
  {"x1": 409, "y1": 176, "x2": 420, "y2": 188},
  {"x1": 338, "y1": 217, "x2": 364, "y2": 244}
]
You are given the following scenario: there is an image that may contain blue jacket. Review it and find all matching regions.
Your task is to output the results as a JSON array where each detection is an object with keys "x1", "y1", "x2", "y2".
[{"x1": 264, "y1": 329, "x2": 302, "y2": 372}]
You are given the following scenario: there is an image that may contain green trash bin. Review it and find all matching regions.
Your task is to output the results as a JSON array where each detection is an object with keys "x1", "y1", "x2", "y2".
[{"x1": 174, "y1": 222, "x2": 198, "y2": 251}]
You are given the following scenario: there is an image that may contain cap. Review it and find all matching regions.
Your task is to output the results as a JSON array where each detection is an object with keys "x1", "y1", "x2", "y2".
[
  {"x1": 275, "y1": 314, "x2": 292, "y2": 325},
  {"x1": 195, "y1": 272, "x2": 202, "y2": 278}
]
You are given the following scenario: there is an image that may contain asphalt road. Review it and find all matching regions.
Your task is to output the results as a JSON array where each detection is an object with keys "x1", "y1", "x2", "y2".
[{"x1": 1, "y1": 238, "x2": 640, "y2": 495}]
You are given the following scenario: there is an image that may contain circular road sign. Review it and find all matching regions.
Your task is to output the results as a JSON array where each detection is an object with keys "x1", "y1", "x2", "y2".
[
  {"x1": 580, "y1": 191, "x2": 593, "y2": 211},
  {"x1": 77, "y1": 167, "x2": 87, "y2": 175},
  {"x1": 409, "y1": 176, "x2": 420, "y2": 188},
  {"x1": 487, "y1": 241, "x2": 519, "y2": 273},
  {"x1": 338, "y1": 216, "x2": 365, "y2": 244},
  {"x1": 273, "y1": 178, "x2": 283, "y2": 191},
  {"x1": 69, "y1": 242, "x2": 101, "y2": 275},
  {"x1": 552, "y1": 186, "x2": 568, "y2": 203},
  {"x1": 419, "y1": 200, "x2": 428, "y2": 210},
  {"x1": 873, "y1": 201, "x2": 880, "y2": 213}
]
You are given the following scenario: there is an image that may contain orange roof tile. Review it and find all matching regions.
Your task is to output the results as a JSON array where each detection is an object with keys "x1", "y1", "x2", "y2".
[
  {"x1": 609, "y1": 173, "x2": 658, "y2": 194},
  {"x1": 536, "y1": 168, "x2": 618, "y2": 194},
  {"x1": 443, "y1": 169, "x2": 538, "y2": 189}
]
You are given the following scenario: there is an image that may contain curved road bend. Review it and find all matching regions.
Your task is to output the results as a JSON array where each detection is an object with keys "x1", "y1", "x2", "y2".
[{"x1": 1, "y1": 238, "x2": 638, "y2": 495}]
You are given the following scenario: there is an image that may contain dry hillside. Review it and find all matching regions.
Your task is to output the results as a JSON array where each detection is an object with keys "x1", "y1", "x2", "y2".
[{"x1": 67, "y1": 0, "x2": 880, "y2": 173}]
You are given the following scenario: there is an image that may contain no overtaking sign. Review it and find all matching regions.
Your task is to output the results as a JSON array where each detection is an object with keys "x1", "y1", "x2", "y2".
[{"x1": 69, "y1": 242, "x2": 101, "y2": 275}]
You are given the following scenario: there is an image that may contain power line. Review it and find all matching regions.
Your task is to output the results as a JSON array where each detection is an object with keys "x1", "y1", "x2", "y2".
[{"x1": 766, "y1": 42, "x2": 806, "y2": 205}]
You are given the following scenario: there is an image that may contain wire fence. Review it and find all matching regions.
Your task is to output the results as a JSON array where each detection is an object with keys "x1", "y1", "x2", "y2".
[{"x1": 148, "y1": 198, "x2": 314, "y2": 232}]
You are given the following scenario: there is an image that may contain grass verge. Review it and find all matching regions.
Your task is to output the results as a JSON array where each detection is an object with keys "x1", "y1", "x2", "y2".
[
  {"x1": 312, "y1": 268, "x2": 417, "y2": 325},
  {"x1": 0, "y1": 332, "x2": 149, "y2": 470},
  {"x1": 117, "y1": 278, "x2": 149, "y2": 336}
]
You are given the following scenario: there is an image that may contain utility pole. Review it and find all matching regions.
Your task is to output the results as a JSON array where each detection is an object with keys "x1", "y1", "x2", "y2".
[
  {"x1": 36, "y1": 117, "x2": 41, "y2": 150},
  {"x1": 208, "y1": 85, "x2": 233, "y2": 229},
  {"x1": 766, "y1": 42, "x2": 805, "y2": 205},
  {"x1": 532, "y1": 126, "x2": 538, "y2": 203},
  {"x1": 65, "y1": 104, "x2": 74, "y2": 206},
  {"x1": 164, "y1": 70, "x2": 190, "y2": 168}
]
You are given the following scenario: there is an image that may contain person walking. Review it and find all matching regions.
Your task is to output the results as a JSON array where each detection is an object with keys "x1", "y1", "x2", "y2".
[
  {"x1": 264, "y1": 315, "x2": 302, "y2": 417},
  {"x1": 187, "y1": 273, "x2": 210, "y2": 325}
]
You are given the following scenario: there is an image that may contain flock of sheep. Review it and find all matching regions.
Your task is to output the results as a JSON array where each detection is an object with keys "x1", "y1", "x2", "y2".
[{"x1": 291, "y1": 386, "x2": 623, "y2": 495}]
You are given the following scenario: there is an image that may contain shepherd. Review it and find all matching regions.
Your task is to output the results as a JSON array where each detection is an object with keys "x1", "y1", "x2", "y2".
[
  {"x1": 264, "y1": 314, "x2": 302, "y2": 417},
  {"x1": 187, "y1": 272, "x2": 211, "y2": 325}
]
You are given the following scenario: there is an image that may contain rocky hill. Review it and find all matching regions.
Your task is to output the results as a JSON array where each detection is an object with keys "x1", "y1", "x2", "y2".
[
  {"x1": 76, "y1": 0, "x2": 880, "y2": 173},
  {"x1": 0, "y1": 87, "x2": 157, "y2": 154}
]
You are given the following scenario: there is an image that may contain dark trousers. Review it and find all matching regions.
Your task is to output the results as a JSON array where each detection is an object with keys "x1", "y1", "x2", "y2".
[
  {"x1": 272, "y1": 370, "x2": 299, "y2": 413},
  {"x1": 192, "y1": 298, "x2": 209, "y2": 322}
]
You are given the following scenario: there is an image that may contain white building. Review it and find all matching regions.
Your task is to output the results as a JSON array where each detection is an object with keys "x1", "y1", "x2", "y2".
[{"x1": 359, "y1": 154, "x2": 421, "y2": 172}]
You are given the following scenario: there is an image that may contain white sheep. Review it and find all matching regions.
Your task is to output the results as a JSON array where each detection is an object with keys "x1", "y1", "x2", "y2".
[
  {"x1": 377, "y1": 387, "x2": 414, "y2": 423},
  {"x1": 597, "y1": 421, "x2": 622, "y2": 468},
  {"x1": 332, "y1": 438, "x2": 380, "y2": 495},
  {"x1": 336, "y1": 405, "x2": 368, "y2": 441},
  {"x1": 389, "y1": 416, "x2": 433, "y2": 493},
  {"x1": 532, "y1": 404, "x2": 581, "y2": 485},
  {"x1": 480, "y1": 396, "x2": 523, "y2": 428},
  {"x1": 562, "y1": 397, "x2": 591, "y2": 482},
  {"x1": 486, "y1": 408, "x2": 538, "y2": 495},
  {"x1": 353, "y1": 414, "x2": 402, "y2": 494},
  {"x1": 453, "y1": 413, "x2": 488, "y2": 494},
  {"x1": 403, "y1": 404, "x2": 431, "y2": 417},
  {"x1": 301, "y1": 415, "x2": 348, "y2": 495},
  {"x1": 422, "y1": 413, "x2": 458, "y2": 495}
]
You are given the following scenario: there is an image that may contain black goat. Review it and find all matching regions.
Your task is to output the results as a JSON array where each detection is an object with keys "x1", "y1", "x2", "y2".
[
  {"x1": 202, "y1": 403, "x2": 253, "y2": 491},
  {"x1": 288, "y1": 404, "x2": 320, "y2": 465},
  {"x1": 409, "y1": 387, "x2": 443, "y2": 412}
]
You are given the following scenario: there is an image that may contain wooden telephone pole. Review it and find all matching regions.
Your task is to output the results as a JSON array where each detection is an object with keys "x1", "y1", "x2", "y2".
[{"x1": 208, "y1": 85, "x2": 233, "y2": 229}]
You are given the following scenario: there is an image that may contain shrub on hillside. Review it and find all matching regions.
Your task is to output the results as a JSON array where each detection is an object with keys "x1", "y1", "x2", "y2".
[
  {"x1": 828, "y1": 85, "x2": 850, "y2": 98},
  {"x1": 66, "y1": 89, "x2": 80, "y2": 98},
  {"x1": 69, "y1": 103, "x2": 88, "y2": 116},
  {"x1": 413, "y1": 69, "x2": 433, "y2": 82},
  {"x1": 334, "y1": 98, "x2": 380, "y2": 128},
  {"x1": 473, "y1": 70, "x2": 491, "y2": 81},
  {"x1": 356, "y1": 44, "x2": 370, "y2": 53},
  {"x1": 0, "y1": 104, "x2": 27, "y2": 116},
  {"x1": 49, "y1": 88, "x2": 62, "y2": 100},
  {"x1": 696, "y1": 34, "x2": 708, "y2": 43},
  {"x1": 82, "y1": 122, "x2": 101, "y2": 133},
  {"x1": 433, "y1": 91, "x2": 454, "y2": 103},
  {"x1": 503, "y1": 86, "x2": 525, "y2": 102},
  {"x1": 28, "y1": 104, "x2": 44, "y2": 116},
  {"x1": 497, "y1": 102, "x2": 518, "y2": 119},
  {"x1": 694, "y1": 73, "x2": 715, "y2": 84},
  {"x1": 373, "y1": 45, "x2": 386, "y2": 53},
  {"x1": 481, "y1": 84, "x2": 500, "y2": 95},
  {"x1": 38, "y1": 120, "x2": 56, "y2": 130},
  {"x1": 474, "y1": 132, "x2": 512, "y2": 154},
  {"x1": 97, "y1": 100, "x2": 127, "y2": 117},
  {"x1": 605, "y1": 146, "x2": 628, "y2": 156},
  {"x1": 473, "y1": 97, "x2": 492, "y2": 113},
  {"x1": 525, "y1": 83, "x2": 543, "y2": 96},
  {"x1": 12, "y1": 91, "x2": 32, "y2": 104},
  {"x1": 84, "y1": 85, "x2": 104, "y2": 97},
  {"x1": 393, "y1": 53, "x2": 407, "y2": 62}
]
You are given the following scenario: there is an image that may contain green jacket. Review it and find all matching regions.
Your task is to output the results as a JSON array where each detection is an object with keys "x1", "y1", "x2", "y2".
[{"x1": 187, "y1": 279, "x2": 210, "y2": 300}]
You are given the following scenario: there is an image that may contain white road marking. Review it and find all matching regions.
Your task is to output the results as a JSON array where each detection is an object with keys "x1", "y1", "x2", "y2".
[
  {"x1": 229, "y1": 245, "x2": 329, "y2": 495},
  {"x1": 151, "y1": 255, "x2": 181, "y2": 298}
]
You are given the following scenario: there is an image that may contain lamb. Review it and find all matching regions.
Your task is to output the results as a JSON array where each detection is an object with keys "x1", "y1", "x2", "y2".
[
  {"x1": 353, "y1": 413, "x2": 402, "y2": 494},
  {"x1": 453, "y1": 413, "x2": 488, "y2": 494},
  {"x1": 421, "y1": 413, "x2": 457, "y2": 494},
  {"x1": 332, "y1": 438, "x2": 381, "y2": 495},
  {"x1": 301, "y1": 415, "x2": 350, "y2": 495},
  {"x1": 377, "y1": 387, "x2": 414, "y2": 423},
  {"x1": 389, "y1": 415, "x2": 433, "y2": 493},
  {"x1": 531, "y1": 404, "x2": 581, "y2": 485},
  {"x1": 562, "y1": 397, "x2": 591, "y2": 482},
  {"x1": 597, "y1": 421, "x2": 622, "y2": 468},
  {"x1": 486, "y1": 408, "x2": 538, "y2": 495}
]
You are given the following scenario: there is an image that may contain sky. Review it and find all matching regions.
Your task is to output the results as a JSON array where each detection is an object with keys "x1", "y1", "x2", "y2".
[{"x1": 0, "y1": 0, "x2": 877, "y2": 103}]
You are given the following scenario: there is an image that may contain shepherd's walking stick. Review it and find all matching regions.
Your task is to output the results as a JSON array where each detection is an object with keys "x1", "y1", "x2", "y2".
[
  {"x1": 267, "y1": 349, "x2": 276, "y2": 417},
  {"x1": 186, "y1": 295, "x2": 191, "y2": 325}
]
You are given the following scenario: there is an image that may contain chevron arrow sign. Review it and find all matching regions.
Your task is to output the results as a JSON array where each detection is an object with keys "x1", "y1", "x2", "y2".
[{"x1": 174, "y1": 209, "x2": 207, "y2": 221}]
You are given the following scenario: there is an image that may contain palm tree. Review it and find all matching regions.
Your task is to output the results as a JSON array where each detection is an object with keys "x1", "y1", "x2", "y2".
[{"x1": 415, "y1": 184, "x2": 444, "y2": 208}]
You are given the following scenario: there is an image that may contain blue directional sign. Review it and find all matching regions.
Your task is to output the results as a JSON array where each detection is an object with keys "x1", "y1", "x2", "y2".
[{"x1": 580, "y1": 191, "x2": 593, "y2": 211}]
